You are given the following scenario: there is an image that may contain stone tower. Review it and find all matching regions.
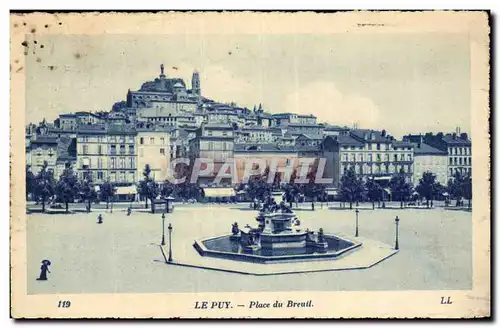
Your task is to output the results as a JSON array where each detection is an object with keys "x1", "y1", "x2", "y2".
[{"x1": 192, "y1": 71, "x2": 201, "y2": 96}]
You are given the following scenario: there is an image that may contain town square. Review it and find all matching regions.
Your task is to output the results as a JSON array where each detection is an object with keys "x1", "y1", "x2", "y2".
[{"x1": 27, "y1": 201, "x2": 472, "y2": 294}]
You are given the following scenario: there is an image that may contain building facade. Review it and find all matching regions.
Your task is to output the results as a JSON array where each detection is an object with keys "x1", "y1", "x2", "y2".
[{"x1": 136, "y1": 128, "x2": 171, "y2": 182}]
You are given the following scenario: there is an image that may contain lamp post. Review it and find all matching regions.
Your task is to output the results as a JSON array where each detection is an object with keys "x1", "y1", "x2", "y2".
[
  {"x1": 395, "y1": 216, "x2": 400, "y2": 250},
  {"x1": 355, "y1": 208, "x2": 359, "y2": 237},
  {"x1": 168, "y1": 223, "x2": 173, "y2": 262},
  {"x1": 161, "y1": 213, "x2": 166, "y2": 246}
]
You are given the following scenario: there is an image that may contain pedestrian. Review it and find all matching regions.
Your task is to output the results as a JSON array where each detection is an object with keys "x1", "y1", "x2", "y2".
[
  {"x1": 127, "y1": 207, "x2": 132, "y2": 216},
  {"x1": 97, "y1": 214, "x2": 103, "y2": 224},
  {"x1": 37, "y1": 260, "x2": 51, "y2": 281}
]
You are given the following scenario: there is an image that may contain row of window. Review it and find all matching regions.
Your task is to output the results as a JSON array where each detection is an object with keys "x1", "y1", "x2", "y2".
[
  {"x1": 449, "y1": 167, "x2": 472, "y2": 176},
  {"x1": 342, "y1": 153, "x2": 412, "y2": 162},
  {"x1": 82, "y1": 144, "x2": 136, "y2": 155},
  {"x1": 449, "y1": 147, "x2": 471, "y2": 156},
  {"x1": 342, "y1": 144, "x2": 413, "y2": 151},
  {"x1": 449, "y1": 157, "x2": 472, "y2": 166},
  {"x1": 80, "y1": 136, "x2": 135, "y2": 143},
  {"x1": 342, "y1": 163, "x2": 412, "y2": 175},
  {"x1": 139, "y1": 137, "x2": 167, "y2": 145}
]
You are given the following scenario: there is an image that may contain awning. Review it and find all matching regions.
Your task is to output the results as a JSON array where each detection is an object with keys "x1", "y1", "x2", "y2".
[
  {"x1": 203, "y1": 188, "x2": 236, "y2": 197},
  {"x1": 115, "y1": 185, "x2": 137, "y2": 195},
  {"x1": 383, "y1": 188, "x2": 392, "y2": 195},
  {"x1": 374, "y1": 176, "x2": 392, "y2": 181}
]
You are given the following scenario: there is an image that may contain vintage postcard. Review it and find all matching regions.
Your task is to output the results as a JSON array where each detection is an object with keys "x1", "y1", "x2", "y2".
[{"x1": 10, "y1": 11, "x2": 490, "y2": 318}]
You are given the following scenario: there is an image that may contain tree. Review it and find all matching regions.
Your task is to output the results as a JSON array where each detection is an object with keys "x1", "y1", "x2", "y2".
[
  {"x1": 447, "y1": 171, "x2": 466, "y2": 206},
  {"x1": 390, "y1": 169, "x2": 413, "y2": 209},
  {"x1": 339, "y1": 167, "x2": 364, "y2": 209},
  {"x1": 161, "y1": 180, "x2": 175, "y2": 198},
  {"x1": 33, "y1": 161, "x2": 55, "y2": 212},
  {"x1": 415, "y1": 171, "x2": 438, "y2": 208},
  {"x1": 138, "y1": 164, "x2": 160, "y2": 213},
  {"x1": 245, "y1": 175, "x2": 271, "y2": 203},
  {"x1": 26, "y1": 167, "x2": 36, "y2": 200},
  {"x1": 463, "y1": 174, "x2": 472, "y2": 209},
  {"x1": 100, "y1": 180, "x2": 116, "y2": 210},
  {"x1": 79, "y1": 171, "x2": 98, "y2": 212},
  {"x1": 365, "y1": 179, "x2": 383, "y2": 209},
  {"x1": 55, "y1": 162, "x2": 80, "y2": 213}
]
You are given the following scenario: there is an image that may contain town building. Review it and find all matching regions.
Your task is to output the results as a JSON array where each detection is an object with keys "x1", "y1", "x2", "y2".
[
  {"x1": 29, "y1": 135, "x2": 59, "y2": 176},
  {"x1": 404, "y1": 130, "x2": 472, "y2": 180},
  {"x1": 322, "y1": 129, "x2": 414, "y2": 188},
  {"x1": 136, "y1": 127, "x2": 171, "y2": 182},
  {"x1": 188, "y1": 123, "x2": 235, "y2": 185},
  {"x1": 411, "y1": 140, "x2": 448, "y2": 186}
]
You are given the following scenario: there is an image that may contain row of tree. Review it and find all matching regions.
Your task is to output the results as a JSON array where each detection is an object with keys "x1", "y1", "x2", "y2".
[
  {"x1": 339, "y1": 167, "x2": 472, "y2": 209},
  {"x1": 26, "y1": 161, "x2": 117, "y2": 213},
  {"x1": 27, "y1": 162, "x2": 203, "y2": 214}
]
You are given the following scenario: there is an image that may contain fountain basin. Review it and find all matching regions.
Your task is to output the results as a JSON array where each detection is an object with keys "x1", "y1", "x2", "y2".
[{"x1": 193, "y1": 234, "x2": 362, "y2": 264}]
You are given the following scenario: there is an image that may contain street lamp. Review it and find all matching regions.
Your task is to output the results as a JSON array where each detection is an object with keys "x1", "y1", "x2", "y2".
[
  {"x1": 355, "y1": 207, "x2": 359, "y2": 237},
  {"x1": 161, "y1": 213, "x2": 166, "y2": 246},
  {"x1": 168, "y1": 223, "x2": 173, "y2": 262},
  {"x1": 395, "y1": 216, "x2": 400, "y2": 250}
]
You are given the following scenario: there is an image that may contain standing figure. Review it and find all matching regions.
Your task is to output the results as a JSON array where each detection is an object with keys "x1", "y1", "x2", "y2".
[
  {"x1": 97, "y1": 214, "x2": 103, "y2": 224},
  {"x1": 127, "y1": 207, "x2": 132, "y2": 216},
  {"x1": 37, "y1": 260, "x2": 51, "y2": 281}
]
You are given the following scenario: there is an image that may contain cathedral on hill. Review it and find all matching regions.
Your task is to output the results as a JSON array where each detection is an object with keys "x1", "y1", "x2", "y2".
[{"x1": 124, "y1": 64, "x2": 202, "y2": 119}]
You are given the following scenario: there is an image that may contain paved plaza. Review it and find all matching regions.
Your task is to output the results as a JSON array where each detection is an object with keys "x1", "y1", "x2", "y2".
[{"x1": 27, "y1": 204, "x2": 472, "y2": 294}]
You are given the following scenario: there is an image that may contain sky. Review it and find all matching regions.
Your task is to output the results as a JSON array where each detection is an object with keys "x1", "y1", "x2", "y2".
[{"x1": 25, "y1": 33, "x2": 471, "y2": 138}]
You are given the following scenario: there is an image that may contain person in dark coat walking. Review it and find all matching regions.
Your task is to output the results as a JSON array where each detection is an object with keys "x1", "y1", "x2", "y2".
[
  {"x1": 97, "y1": 214, "x2": 103, "y2": 224},
  {"x1": 37, "y1": 260, "x2": 51, "y2": 281}
]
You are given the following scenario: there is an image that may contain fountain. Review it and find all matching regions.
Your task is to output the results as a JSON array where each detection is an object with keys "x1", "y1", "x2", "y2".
[{"x1": 194, "y1": 198, "x2": 363, "y2": 263}]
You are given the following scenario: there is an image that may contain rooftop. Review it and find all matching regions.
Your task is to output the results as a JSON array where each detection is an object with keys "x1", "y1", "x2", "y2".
[{"x1": 412, "y1": 142, "x2": 447, "y2": 155}]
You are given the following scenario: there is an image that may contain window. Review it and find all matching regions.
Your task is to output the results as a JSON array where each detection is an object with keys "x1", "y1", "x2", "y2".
[
  {"x1": 376, "y1": 143, "x2": 381, "y2": 150},
  {"x1": 97, "y1": 171, "x2": 104, "y2": 180},
  {"x1": 150, "y1": 137, "x2": 154, "y2": 144},
  {"x1": 343, "y1": 154, "x2": 348, "y2": 161},
  {"x1": 129, "y1": 145, "x2": 134, "y2": 155},
  {"x1": 110, "y1": 171, "x2": 116, "y2": 182},
  {"x1": 97, "y1": 158, "x2": 103, "y2": 169},
  {"x1": 160, "y1": 148, "x2": 165, "y2": 155},
  {"x1": 129, "y1": 171, "x2": 135, "y2": 182},
  {"x1": 368, "y1": 144, "x2": 372, "y2": 150},
  {"x1": 97, "y1": 145, "x2": 102, "y2": 155},
  {"x1": 129, "y1": 157, "x2": 135, "y2": 169},
  {"x1": 120, "y1": 145, "x2": 126, "y2": 155},
  {"x1": 160, "y1": 137, "x2": 165, "y2": 145},
  {"x1": 82, "y1": 145, "x2": 88, "y2": 155},
  {"x1": 350, "y1": 146, "x2": 355, "y2": 150},
  {"x1": 449, "y1": 158, "x2": 453, "y2": 165},
  {"x1": 385, "y1": 154, "x2": 389, "y2": 162},
  {"x1": 407, "y1": 154, "x2": 412, "y2": 161},
  {"x1": 120, "y1": 171, "x2": 126, "y2": 182},
  {"x1": 120, "y1": 157, "x2": 125, "y2": 169},
  {"x1": 459, "y1": 157, "x2": 462, "y2": 165},
  {"x1": 140, "y1": 137, "x2": 144, "y2": 145},
  {"x1": 223, "y1": 131, "x2": 228, "y2": 137},
  {"x1": 129, "y1": 136, "x2": 134, "y2": 143},
  {"x1": 110, "y1": 157, "x2": 116, "y2": 169},
  {"x1": 110, "y1": 145, "x2": 117, "y2": 155},
  {"x1": 376, "y1": 154, "x2": 381, "y2": 161},
  {"x1": 454, "y1": 157, "x2": 457, "y2": 165},
  {"x1": 368, "y1": 154, "x2": 373, "y2": 162},
  {"x1": 120, "y1": 136, "x2": 126, "y2": 143},
  {"x1": 351, "y1": 154, "x2": 356, "y2": 162},
  {"x1": 207, "y1": 131, "x2": 213, "y2": 136}
]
